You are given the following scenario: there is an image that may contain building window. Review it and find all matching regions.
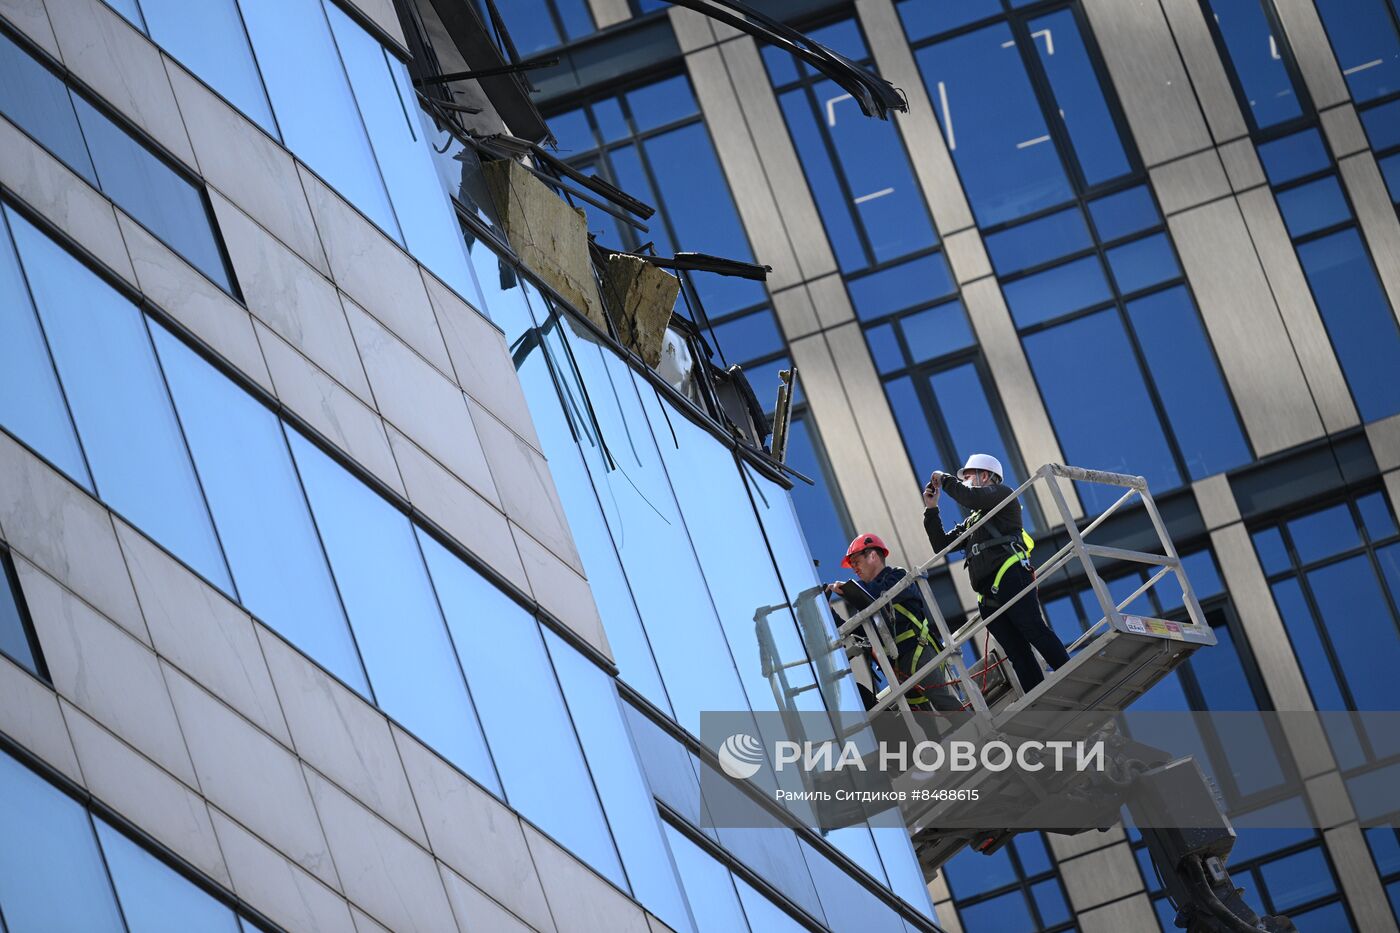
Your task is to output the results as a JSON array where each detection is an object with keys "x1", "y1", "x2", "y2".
[
  {"x1": 1199, "y1": 0, "x2": 1311, "y2": 131},
  {"x1": 1131, "y1": 798, "x2": 1351, "y2": 930},
  {"x1": 0, "y1": 550, "x2": 45, "y2": 680},
  {"x1": 1249, "y1": 127, "x2": 1400, "y2": 424},
  {"x1": 1364, "y1": 825, "x2": 1400, "y2": 925},
  {"x1": 761, "y1": 17, "x2": 938, "y2": 274},
  {"x1": 1313, "y1": 0, "x2": 1400, "y2": 103},
  {"x1": 0, "y1": 27, "x2": 235, "y2": 292},
  {"x1": 942, "y1": 833, "x2": 1074, "y2": 932},
  {"x1": 1252, "y1": 491, "x2": 1400, "y2": 767},
  {"x1": 1042, "y1": 549, "x2": 1289, "y2": 806},
  {"x1": 474, "y1": 0, "x2": 595, "y2": 57},
  {"x1": 549, "y1": 77, "x2": 856, "y2": 575},
  {"x1": 904, "y1": 0, "x2": 1134, "y2": 227}
]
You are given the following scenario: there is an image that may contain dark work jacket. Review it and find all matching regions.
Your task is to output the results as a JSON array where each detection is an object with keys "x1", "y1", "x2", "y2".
[
  {"x1": 844, "y1": 565, "x2": 930, "y2": 639},
  {"x1": 924, "y1": 476, "x2": 1027, "y2": 594}
]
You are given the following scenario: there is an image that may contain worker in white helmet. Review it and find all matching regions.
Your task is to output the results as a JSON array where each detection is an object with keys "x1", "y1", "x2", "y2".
[{"x1": 923, "y1": 454, "x2": 1070, "y2": 693}]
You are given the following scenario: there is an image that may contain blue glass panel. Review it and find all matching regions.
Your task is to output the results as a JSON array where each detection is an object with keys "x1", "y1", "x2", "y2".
[
  {"x1": 1254, "y1": 527, "x2": 1292, "y2": 575},
  {"x1": 0, "y1": 751, "x2": 124, "y2": 933},
  {"x1": 328, "y1": 7, "x2": 475, "y2": 299},
  {"x1": 1014, "y1": 833, "x2": 1052, "y2": 875},
  {"x1": 1127, "y1": 286, "x2": 1250, "y2": 479},
  {"x1": 1031, "y1": 878, "x2": 1071, "y2": 926},
  {"x1": 958, "y1": 890, "x2": 1034, "y2": 931},
  {"x1": 1258, "y1": 848, "x2": 1337, "y2": 912},
  {"x1": 1088, "y1": 185, "x2": 1159, "y2": 241},
  {"x1": 943, "y1": 845, "x2": 1017, "y2": 899},
  {"x1": 1360, "y1": 491, "x2": 1398, "y2": 541},
  {"x1": 0, "y1": 555, "x2": 36, "y2": 673},
  {"x1": 591, "y1": 97, "x2": 629, "y2": 143},
  {"x1": 848, "y1": 253, "x2": 956, "y2": 320},
  {"x1": 712, "y1": 308, "x2": 784, "y2": 365},
  {"x1": 288, "y1": 433, "x2": 494, "y2": 780},
  {"x1": 1362, "y1": 98, "x2": 1400, "y2": 150},
  {"x1": 1192, "y1": 628, "x2": 1286, "y2": 793},
  {"x1": 1381, "y1": 152, "x2": 1400, "y2": 203},
  {"x1": 94, "y1": 819, "x2": 240, "y2": 933},
  {"x1": 1029, "y1": 9, "x2": 1131, "y2": 185},
  {"x1": 240, "y1": 0, "x2": 399, "y2": 238},
  {"x1": 901, "y1": 300, "x2": 975, "y2": 361},
  {"x1": 554, "y1": 0, "x2": 594, "y2": 42},
  {"x1": 898, "y1": 0, "x2": 1001, "y2": 43},
  {"x1": 1003, "y1": 255, "x2": 1111, "y2": 326},
  {"x1": 917, "y1": 24, "x2": 1073, "y2": 226},
  {"x1": 1204, "y1": 0, "x2": 1305, "y2": 127},
  {"x1": 150, "y1": 327, "x2": 368, "y2": 695},
  {"x1": 423, "y1": 530, "x2": 623, "y2": 880},
  {"x1": 734, "y1": 875, "x2": 810, "y2": 932},
  {"x1": 761, "y1": 41, "x2": 801, "y2": 88},
  {"x1": 930, "y1": 364, "x2": 1018, "y2": 490},
  {"x1": 1107, "y1": 233, "x2": 1180, "y2": 293},
  {"x1": 1271, "y1": 578, "x2": 1350, "y2": 712},
  {"x1": 70, "y1": 97, "x2": 231, "y2": 290},
  {"x1": 9, "y1": 216, "x2": 232, "y2": 592},
  {"x1": 1227, "y1": 800, "x2": 1315, "y2": 861},
  {"x1": 642, "y1": 124, "x2": 767, "y2": 316},
  {"x1": 1276, "y1": 176, "x2": 1352, "y2": 237},
  {"x1": 1366, "y1": 826, "x2": 1400, "y2": 874},
  {"x1": 1305, "y1": 555, "x2": 1400, "y2": 711},
  {"x1": 567, "y1": 339, "x2": 750, "y2": 733},
  {"x1": 0, "y1": 31, "x2": 96, "y2": 184},
  {"x1": 1023, "y1": 309, "x2": 1181, "y2": 510},
  {"x1": 885, "y1": 377, "x2": 941, "y2": 487},
  {"x1": 609, "y1": 145, "x2": 669, "y2": 253},
  {"x1": 0, "y1": 210, "x2": 90, "y2": 488},
  {"x1": 777, "y1": 86, "x2": 864, "y2": 271},
  {"x1": 628, "y1": 75, "x2": 698, "y2": 131},
  {"x1": 1314, "y1": 0, "x2": 1400, "y2": 102},
  {"x1": 985, "y1": 207, "x2": 1092, "y2": 275},
  {"x1": 1158, "y1": 550, "x2": 1225, "y2": 609},
  {"x1": 866, "y1": 322, "x2": 904, "y2": 373},
  {"x1": 784, "y1": 416, "x2": 852, "y2": 578},
  {"x1": 1257, "y1": 130, "x2": 1330, "y2": 185},
  {"x1": 800, "y1": 841, "x2": 904, "y2": 933},
  {"x1": 548, "y1": 107, "x2": 594, "y2": 155},
  {"x1": 546, "y1": 632, "x2": 693, "y2": 931},
  {"x1": 1043, "y1": 594, "x2": 1086, "y2": 644},
  {"x1": 139, "y1": 0, "x2": 276, "y2": 134},
  {"x1": 662, "y1": 823, "x2": 747, "y2": 932},
  {"x1": 507, "y1": 292, "x2": 670, "y2": 709},
  {"x1": 1296, "y1": 228, "x2": 1400, "y2": 421},
  {"x1": 1283, "y1": 900, "x2": 1352, "y2": 930}
]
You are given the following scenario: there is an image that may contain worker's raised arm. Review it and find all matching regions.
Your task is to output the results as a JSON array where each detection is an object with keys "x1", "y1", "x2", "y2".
[
  {"x1": 938, "y1": 473, "x2": 1007, "y2": 511},
  {"x1": 923, "y1": 481, "x2": 970, "y2": 554}
]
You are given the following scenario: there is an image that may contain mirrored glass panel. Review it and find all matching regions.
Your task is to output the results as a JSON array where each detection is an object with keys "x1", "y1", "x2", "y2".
[
  {"x1": 1314, "y1": 0, "x2": 1400, "y2": 102},
  {"x1": 917, "y1": 24, "x2": 1072, "y2": 225},
  {"x1": 0, "y1": 30, "x2": 97, "y2": 185},
  {"x1": 662, "y1": 822, "x2": 751, "y2": 932},
  {"x1": 138, "y1": 0, "x2": 277, "y2": 135},
  {"x1": 71, "y1": 96, "x2": 231, "y2": 289},
  {"x1": 150, "y1": 326, "x2": 369, "y2": 695},
  {"x1": 0, "y1": 751, "x2": 124, "y2": 933},
  {"x1": 1202, "y1": 0, "x2": 1305, "y2": 128},
  {"x1": 289, "y1": 433, "x2": 496, "y2": 778},
  {"x1": 95, "y1": 819, "x2": 241, "y2": 933},
  {"x1": 9, "y1": 212, "x2": 232, "y2": 593},
  {"x1": 545, "y1": 629, "x2": 694, "y2": 932},
  {"x1": 238, "y1": 0, "x2": 399, "y2": 238},
  {"x1": 421, "y1": 529, "x2": 623, "y2": 879},
  {"x1": 0, "y1": 208, "x2": 91, "y2": 488},
  {"x1": 327, "y1": 6, "x2": 475, "y2": 297}
]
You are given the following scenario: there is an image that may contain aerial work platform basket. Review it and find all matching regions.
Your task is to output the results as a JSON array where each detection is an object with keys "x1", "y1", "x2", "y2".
[{"x1": 757, "y1": 463, "x2": 1218, "y2": 879}]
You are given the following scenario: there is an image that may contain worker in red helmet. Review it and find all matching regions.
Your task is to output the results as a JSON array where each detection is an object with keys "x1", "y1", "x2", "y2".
[
  {"x1": 925, "y1": 454, "x2": 1070, "y2": 693},
  {"x1": 827, "y1": 533, "x2": 960, "y2": 712}
]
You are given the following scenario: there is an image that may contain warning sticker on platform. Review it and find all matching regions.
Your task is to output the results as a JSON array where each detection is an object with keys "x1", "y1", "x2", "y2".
[{"x1": 1124, "y1": 616, "x2": 1146, "y2": 633}]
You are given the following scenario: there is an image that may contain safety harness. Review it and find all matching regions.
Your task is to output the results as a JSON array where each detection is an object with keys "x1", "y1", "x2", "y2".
[{"x1": 966, "y1": 514, "x2": 1037, "y2": 602}]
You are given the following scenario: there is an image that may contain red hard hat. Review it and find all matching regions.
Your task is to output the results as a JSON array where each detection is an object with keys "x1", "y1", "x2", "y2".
[{"x1": 841, "y1": 533, "x2": 889, "y2": 569}]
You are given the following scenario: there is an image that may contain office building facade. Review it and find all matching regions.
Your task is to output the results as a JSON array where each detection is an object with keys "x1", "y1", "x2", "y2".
[{"x1": 0, "y1": 0, "x2": 1397, "y2": 932}]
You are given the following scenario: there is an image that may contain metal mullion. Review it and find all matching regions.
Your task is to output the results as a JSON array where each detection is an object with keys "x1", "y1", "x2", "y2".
[{"x1": 1010, "y1": 3, "x2": 1093, "y2": 196}]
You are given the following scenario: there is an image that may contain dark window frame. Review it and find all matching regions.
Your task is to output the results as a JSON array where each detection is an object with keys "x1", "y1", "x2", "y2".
[
  {"x1": 1196, "y1": 0, "x2": 1317, "y2": 138},
  {"x1": 0, "y1": 548, "x2": 48, "y2": 682}
]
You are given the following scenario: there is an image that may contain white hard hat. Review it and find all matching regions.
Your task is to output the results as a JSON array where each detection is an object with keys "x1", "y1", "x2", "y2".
[{"x1": 959, "y1": 453, "x2": 1003, "y2": 481}]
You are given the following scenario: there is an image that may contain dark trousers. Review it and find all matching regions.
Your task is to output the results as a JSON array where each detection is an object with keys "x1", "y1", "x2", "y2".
[{"x1": 982, "y1": 564, "x2": 1070, "y2": 693}]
